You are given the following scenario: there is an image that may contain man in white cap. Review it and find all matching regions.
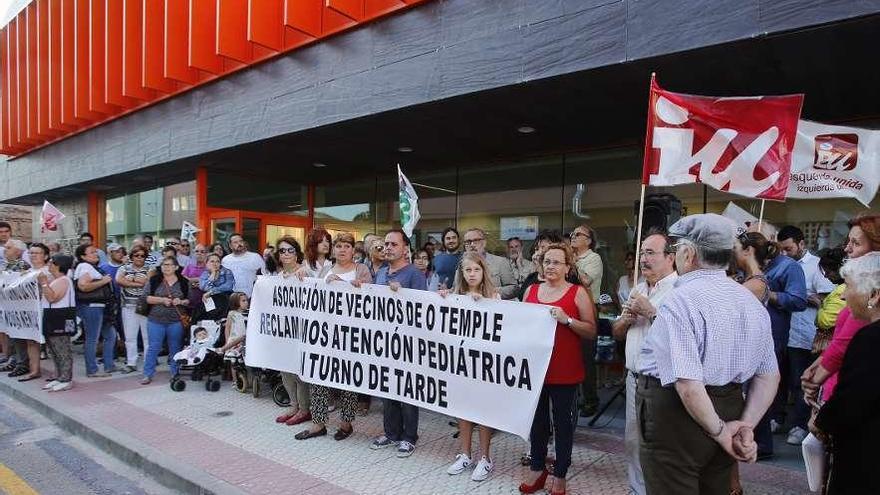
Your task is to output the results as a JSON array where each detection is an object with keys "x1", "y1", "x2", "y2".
[{"x1": 637, "y1": 214, "x2": 780, "y2": 494}]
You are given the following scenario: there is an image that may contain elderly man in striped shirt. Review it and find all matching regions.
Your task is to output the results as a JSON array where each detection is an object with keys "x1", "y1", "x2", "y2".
[{"x1": 637, "y1": 214, "x2": 780, "y2": 494}]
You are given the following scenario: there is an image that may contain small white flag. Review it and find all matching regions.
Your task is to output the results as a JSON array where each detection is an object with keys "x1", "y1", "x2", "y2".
[
  {"x1": 397, "y1": 164, "x2": 420, "y2": 238},
  {"x1": 181, "y1": 221, "x2": 201, "y2": 242},
  {"x1": 787, "y1": 120, "x2": 880, "y2": 206},
  {"x1": 40, "y1": 200, "x2": 65, "y2": 233}
]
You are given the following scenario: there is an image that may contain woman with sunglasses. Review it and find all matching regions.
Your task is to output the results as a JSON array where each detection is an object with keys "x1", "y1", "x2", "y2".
[
  {"x1": 116, "y1": 245, "x2": 152, "y2": 373},
  {"x1": 271, "y1": 237, "x2": 314, "y2": 427}
]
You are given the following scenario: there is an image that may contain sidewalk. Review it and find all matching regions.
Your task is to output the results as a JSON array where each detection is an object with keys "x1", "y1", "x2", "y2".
[{"x1": 0, "y1": 354, "x2": 811, "y2": 495}]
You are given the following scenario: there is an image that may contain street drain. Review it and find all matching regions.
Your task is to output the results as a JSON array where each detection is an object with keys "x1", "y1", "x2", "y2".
[{"x1": 211, "y1": 411, "x2": 233, "y2": 417}]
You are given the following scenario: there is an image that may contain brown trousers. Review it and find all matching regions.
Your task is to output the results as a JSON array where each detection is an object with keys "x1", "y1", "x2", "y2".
[{"x1": 637, "y1": 375, "x2": 744, "y2": 495}]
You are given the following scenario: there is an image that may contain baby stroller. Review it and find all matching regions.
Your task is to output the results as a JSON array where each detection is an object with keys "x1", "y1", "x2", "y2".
[
  {"x1": 226, "y1": 346, "x2": 284, "y2": 401},
  {"x1": 171, "y1": 320, "x2": 225, "y2": 392}
]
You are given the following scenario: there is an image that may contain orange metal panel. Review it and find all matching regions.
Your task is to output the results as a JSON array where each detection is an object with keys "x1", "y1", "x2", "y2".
[
  {"x1": 17, "y1": 16, "x2": 37, "y2": 145},
  {"x1": 26, "y1": 4, "x2": 42, "y2": 142},
  {"x1": 284, "y1": 0, "x2": 321, "y2": 37},
  {"x1": 36, "y1": 0, "x2": 54, "y2": 137},
  {"x1": 326, "y1": 0, "x2": 363, "y2": 21},
  {"x1": 364, "y1": 0, "x2": 405, "y2": 19},
  {"x1": 60, "y1": 0, "x2": 85, "y2": 127},
  {"x1": 165, "y1": 0, "x2": 201, "y2": 83},
  {"x1": 5, "y1": 25, "x2": 17, "y2": 148},
  {"x1": 74, "y1": 0, "x2": 104, "y2": 120},
  {"x1": 188, "y1": 0, "x2": 224, "y2": 74},
  {"x1": 48, "y1": 0, "x2": 67, "y2": 131},
  {"x1": 282, "y1": 25, "x2": 311, "y2": 50},
  {"x1": 248, "y1": 0, "x2": 282, "y2": 51},
  {"x1": 321, "y1": 4, "x2": 357, "y2": 36},
  {"x1": 0, "y1": 28, "x2": 14, "y2": 153},
  {"x1": 122, "y1": 0, "x2": 154, "y2": 100},
  {"x1": 142, "y1": 0, "x2": 177, "y2": 92},
  {"x1": 89, "y1": 0, "x2": 120, "y2": 114},
  {"x1": 105, "y1": 0, "x2": 137, "y2": 107},
  {"x1": 217, "y1": 0, "x2": 253, "y2": 63}
]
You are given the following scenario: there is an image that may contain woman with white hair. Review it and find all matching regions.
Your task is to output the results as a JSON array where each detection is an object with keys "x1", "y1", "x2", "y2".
[{"x1": 810, "y1": 252, "x2": 880, "y2": 494}]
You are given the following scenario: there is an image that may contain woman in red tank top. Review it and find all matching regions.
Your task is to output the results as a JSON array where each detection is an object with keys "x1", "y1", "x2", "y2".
[{"x1": 519, "y1": 243, "x2": 597, "y2": 495}]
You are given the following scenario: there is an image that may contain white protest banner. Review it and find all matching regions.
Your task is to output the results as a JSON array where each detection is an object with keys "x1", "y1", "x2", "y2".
[
  {"x1": 787, "y1": 120, "x2": 880, "y2": 206},
  {"x1": 245, "y1": 276, "x2": 557, "y2": 439},
  {"x1": 0, "y1": 271, "x2": 44, "y2": 343}
]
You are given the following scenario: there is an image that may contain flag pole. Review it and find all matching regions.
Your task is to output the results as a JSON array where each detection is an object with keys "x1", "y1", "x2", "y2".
[
  {"x1": 633, "y1": 72, "x2": 657, "y2": 288},
  {"x1": 757, "y1": 199, "x2": 766, "y2": 232}
]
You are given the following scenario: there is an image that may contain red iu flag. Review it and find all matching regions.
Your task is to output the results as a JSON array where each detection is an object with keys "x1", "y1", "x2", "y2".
[{"x1": 642, "y1": 76, "x2": 804, "y2": 201}]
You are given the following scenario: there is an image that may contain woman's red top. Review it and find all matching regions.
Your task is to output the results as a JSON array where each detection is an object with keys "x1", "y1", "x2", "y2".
[{"x1": 525, "y1": 283, "x2": 585, "y2": 385}]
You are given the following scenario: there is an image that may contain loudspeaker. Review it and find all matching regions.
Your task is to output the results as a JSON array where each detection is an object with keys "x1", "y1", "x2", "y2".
[{"x1": 634, "y1": 193, "x2": 683, "y2": 235}]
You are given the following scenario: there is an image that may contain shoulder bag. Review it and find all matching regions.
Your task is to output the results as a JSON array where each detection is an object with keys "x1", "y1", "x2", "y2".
[
  {"x1": 43, "y1": 278, "x2": 78, "y2": 337},
  {"x1": 74, "y1": 265, "x2": 113, "y2": 304},
  {"x1": 165, "y1": 279, "x2": 192, "y2": 329}
]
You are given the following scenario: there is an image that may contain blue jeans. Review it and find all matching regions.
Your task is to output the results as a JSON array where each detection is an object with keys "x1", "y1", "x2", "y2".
[
  {"x1": 382, "y1": 399, "x2": 420, "y2": 444},
  {"x1": 78, "y1": 304, "x2": 116, "y2": 375},
  {"x1": 144, "y1": 320, "x2": 183, "y2": 378}
]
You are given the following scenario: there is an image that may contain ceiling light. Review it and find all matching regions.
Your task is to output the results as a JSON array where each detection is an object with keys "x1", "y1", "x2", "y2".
[
  {"x1": 313, "y1": 162, "x2": 327, "y2": 168},
  {"x1": 287, "y1": 204, "x2": 302, "y2": 209},
  {"x1": 517, "y1": 125, "x2": 536, "y2": 134},
  {"x1": 397, "y1": 146, "x2": 413, "y2": 153}
]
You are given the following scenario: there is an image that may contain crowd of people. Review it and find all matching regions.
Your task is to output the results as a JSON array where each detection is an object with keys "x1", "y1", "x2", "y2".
[{"x1": 0, "y1": 210, "x2": 877, "y2": 494}]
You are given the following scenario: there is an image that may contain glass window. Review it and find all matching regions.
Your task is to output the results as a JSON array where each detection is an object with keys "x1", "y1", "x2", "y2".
[
  {"x1": 208, "y1": 172, "x2": 308, "y2": 216},
  {"x1": 105, "y1": 179, "x2": 196, "y2": 247},
  {"x1": 314, "y1": 181, "x2": 377, "y2": 241}
]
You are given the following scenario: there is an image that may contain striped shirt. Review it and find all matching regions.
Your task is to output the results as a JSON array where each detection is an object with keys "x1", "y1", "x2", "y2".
[{"x1": 638, "y1": 269, "x2": 777, "y2": 386}]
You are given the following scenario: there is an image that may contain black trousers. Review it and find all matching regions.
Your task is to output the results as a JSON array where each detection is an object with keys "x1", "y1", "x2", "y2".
[
  {"x1": 529, "y1": 384, "x2": 579, "y2": 478},
  {"x1": 637, "y1": 375, "x2": 744, "y2": 495}
]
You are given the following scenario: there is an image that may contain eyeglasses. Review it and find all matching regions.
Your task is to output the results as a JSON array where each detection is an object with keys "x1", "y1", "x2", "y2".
[
  {"x1": 161, "y1": 263, "x2": 176, "y2": 268},
  {"x1": 131, "y1": 254, "x2": 146, "y2": 259},
  {"x1": 372, "y1": 245, "x2": 384, "y2": 252},
  {"x1": 570, "y1": 232, "x2": 590, "y2": 239},
  {"x1": 278, "y1": 247, "x2": 298, "y2": 255},
  {"x1": 463, "y1": 238, "x2": 484, "y2": 245}
]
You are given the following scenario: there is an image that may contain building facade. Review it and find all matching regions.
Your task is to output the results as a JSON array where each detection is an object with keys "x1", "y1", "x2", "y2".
[{"x1": 0, "y1": 0, "x2": 878, "y2": 297}]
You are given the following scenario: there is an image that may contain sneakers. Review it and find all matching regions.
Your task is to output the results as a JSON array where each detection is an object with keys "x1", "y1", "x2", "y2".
[
  {"x1": 42, "y1": 380, "x2": 60, "y2": 390},
  {"x1": 471, "y1": 456, "x2": 493, "y2": 482},
  {"x1": 370, "y1": 435, "x2": 398, "y2": 450},
  {"x1": 447, "y1": 453, "x2": 472, "y2": 475},
  {"x1": 787, "y1": 426, "x2": 808, "y2": 445},
  {"x1": 770, "y1": 419, "x2": 782, "y2": 434},
  {"x1": 396, "y1": 440, "x2": 415, "y2": 458},
  {"x1": 49, "y1": 381, "x2": 72, "y2": 392}
]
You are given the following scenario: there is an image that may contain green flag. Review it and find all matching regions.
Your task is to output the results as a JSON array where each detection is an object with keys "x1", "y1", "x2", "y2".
[{"x1": 397, "y1": 164, "x2": 420, "y2": 237}]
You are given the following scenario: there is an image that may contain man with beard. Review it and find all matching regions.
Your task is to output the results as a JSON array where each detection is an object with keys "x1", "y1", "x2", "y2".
[
  {"x1": 432, "y1": 227, "x2": 462, "y2": 290},
  {"x1": 612, "y1": 229, "x2": 678, "y2": 495},
  {"x1": 221, "y1": 233, "x2": 266, "y2": 297}
]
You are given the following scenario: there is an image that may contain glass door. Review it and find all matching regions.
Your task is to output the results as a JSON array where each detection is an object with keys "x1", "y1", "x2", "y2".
[{"x1": 266, "y1": 225, "x2": 306, "y2": 248}]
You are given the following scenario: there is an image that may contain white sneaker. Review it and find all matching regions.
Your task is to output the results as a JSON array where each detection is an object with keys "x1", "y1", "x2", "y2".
[
  {"x1": 42, "y1": 380, "x2": 60, "y2": 390},
  {"x1": 770, "y1": 419, "x2": 782, "y2": 434},
  {"x1": 787, "y1": 426, "x2": 808, "y2": 445},
  {"x1": 471, "y1": 456, "x2": 493, "y2": 482},
  {"x1": 50, "y1": 381, "x2": 73, "y2": 392},
  {"x1": 446, "y1": 453, "x2": 472, "y2": 475}
]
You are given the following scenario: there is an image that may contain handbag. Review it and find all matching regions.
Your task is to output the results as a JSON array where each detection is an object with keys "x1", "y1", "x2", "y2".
[
  {"x1": 75, "y1": 266, "x2": 113, "y2": 304},
  {"x1": 43, "y1": 278, "x2": 77, "y2": 337},
  {"x1": 135, "y1": 296, "x2": 150, "y2": 316},
  {"x1": 164, "y1": 279, "x2": 192, "y2": 329}
]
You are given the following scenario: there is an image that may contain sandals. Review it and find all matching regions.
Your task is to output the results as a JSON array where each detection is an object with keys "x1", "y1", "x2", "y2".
[
  {"x1": 18, "y1": 373, "x2": 42, "y2": 382},
  {"x1": 294, "y1": 427, "x2": 327, "y2": 440},
  {"x1": 9, "y1": 367, "x2": 29, "y2": 378},
  {"x1": 0, "y1": 363, "x2": 15, "y2": 372},
  {"x1": 333, "y1": 426, "x2": 354, "y2": 441}
]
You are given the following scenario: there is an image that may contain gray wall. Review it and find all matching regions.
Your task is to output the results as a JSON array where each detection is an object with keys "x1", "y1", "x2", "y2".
[{"x1": 1, "y1": 0, "x2": 877, "y2": 202}]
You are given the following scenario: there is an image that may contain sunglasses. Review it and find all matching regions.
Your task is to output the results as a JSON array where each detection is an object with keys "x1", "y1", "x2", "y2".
[
  {"x1": 167, "y1": 241, "x2": 179, "y2": 246},
  {"x1": 131, "y1": 254, "x2": 146, "y2": 258},
  {"x1": 278, "y1": 247, "x2": 298, "y2": 255},
  {"x1": 372, "y1": 245, "x2": 385, "y2": 252}
]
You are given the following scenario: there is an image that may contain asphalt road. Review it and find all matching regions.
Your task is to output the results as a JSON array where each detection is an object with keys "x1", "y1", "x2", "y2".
[{"x1": 0, "y1": 397, "x2": 176, "y2": 495}]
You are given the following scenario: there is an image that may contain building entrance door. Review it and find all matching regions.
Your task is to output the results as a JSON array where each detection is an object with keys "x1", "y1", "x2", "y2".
[{"x1": 207, "y1": 210, "x2": 311, "y2": 253}]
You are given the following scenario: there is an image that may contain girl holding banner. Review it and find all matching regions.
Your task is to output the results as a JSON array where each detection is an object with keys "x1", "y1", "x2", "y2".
[
  {"x1": 442, "y1": 252, "x2": 501, "y2": 482},
  {"x1": 520, "y1": 243, "x2": 597, "y2": 495}
]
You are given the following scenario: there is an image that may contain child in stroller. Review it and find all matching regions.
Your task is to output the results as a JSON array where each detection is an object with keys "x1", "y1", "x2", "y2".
[{"x1": 170, "y1": 321, "x2": 225, "y2": 392}]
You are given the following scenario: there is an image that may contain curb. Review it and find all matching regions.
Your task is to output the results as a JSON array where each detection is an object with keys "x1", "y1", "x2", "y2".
[{"x1": 0, "y1": 377, "x2": 248, "y2": 495}]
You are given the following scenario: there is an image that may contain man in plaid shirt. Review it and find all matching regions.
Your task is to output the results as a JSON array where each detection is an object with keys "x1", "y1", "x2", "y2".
[{"x1": 637, "y1": 214, "x2": 780, "y2": 494}]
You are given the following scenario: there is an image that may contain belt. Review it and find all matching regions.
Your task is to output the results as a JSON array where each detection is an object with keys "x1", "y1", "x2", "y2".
[{"x1": 636, "y1": 374, "x2": 741, "y2": 393}]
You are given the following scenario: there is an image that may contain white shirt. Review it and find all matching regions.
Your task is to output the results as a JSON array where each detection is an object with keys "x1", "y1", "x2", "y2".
[
  {"x1": 221, "y1": 251, "x2": 266, "y2": 297},
  {"x1": 74, "y1": 262, "x2": 103, "y2": 282},
  {"x1": 789, "y1": 251, "x2": 836, "y2": 350},
  {"x1": 623, "y1": 272, "x2": 677, "y2": 371}
]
